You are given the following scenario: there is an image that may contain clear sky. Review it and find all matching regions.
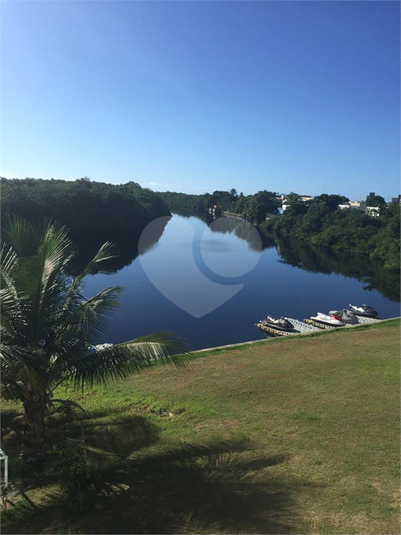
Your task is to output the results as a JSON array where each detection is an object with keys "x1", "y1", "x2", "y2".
[{"x1": 1, "y1": 1, "x2": 400, "y2": 200}]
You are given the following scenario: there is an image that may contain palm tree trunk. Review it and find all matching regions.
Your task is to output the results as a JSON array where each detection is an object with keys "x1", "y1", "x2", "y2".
[{"x1": 21, "y1": 383, "x2": 50, "y2": 462}]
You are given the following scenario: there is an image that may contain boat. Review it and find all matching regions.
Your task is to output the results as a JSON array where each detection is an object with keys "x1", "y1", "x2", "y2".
[
  {"x1": 310, "y1": 312, "x2": 345, "y2": 326},
  {"x1": 348, "y1": 304, "x2": 378, "y2": 318},
  {"x1": 260, "y1": 316, "x2": 294, "y2": 331},
  {"x1": 93, "y1": 343, "x2": 114, "y2": 351},
  {"x1": 329, "y1": 309, "x2": 359, "y2": 324}
]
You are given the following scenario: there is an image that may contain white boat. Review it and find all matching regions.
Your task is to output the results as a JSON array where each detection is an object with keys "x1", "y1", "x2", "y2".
[
  {"x1": 310, "y1": 312, "x2": 345, "y2": 326},
  {"x1": 349, "y1": 304, "x2": 378, "y2": 318}
]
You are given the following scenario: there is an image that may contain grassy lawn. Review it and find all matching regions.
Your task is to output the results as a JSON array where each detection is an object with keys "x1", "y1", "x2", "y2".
[{"x1": 2, "y1": 320, "x2": 400, "y2": 534}]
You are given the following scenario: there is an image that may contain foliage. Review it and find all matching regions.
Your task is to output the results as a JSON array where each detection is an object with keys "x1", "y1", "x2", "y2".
[
  {"x1": 156, "y1": 191, "x2": 210, "y2": 215},
  {"x1": 366, "y1": 194, "x2": 386, "y2": 207},
  {"x1": 0, "y1": 178, "x2": 171, "y2": 242},
  {"x1": 272, "y1": 196, "x2": 400, "y2": 271},
  {"x1": 158, "y1": 189, "x2": 280, "y2": 224},
  {"x1": 0, "y1": 215, "x2": 188, "y2": 462}
]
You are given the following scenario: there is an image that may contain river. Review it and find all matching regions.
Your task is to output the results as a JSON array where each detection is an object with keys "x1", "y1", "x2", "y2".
[{"x1": 82, "y1": 214, "x2": 400, "y2": 350}]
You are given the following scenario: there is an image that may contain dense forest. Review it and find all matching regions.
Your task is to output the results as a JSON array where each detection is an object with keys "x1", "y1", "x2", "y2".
[
  {"x1": 261, "y1": 194, "x2": 400, "y2": 271},
  {"x1": 157, "y1": 189, "x2": 280, "y2": 223},
  {"x1": 157, "y1": 190, "x2": 400, "y2": 272},
  {"x1": 1, "y1": 178, "x2": 171, "y2": 266},
  {"x1": 1, "y1": 178, "x2": 170, "y2": 236}
]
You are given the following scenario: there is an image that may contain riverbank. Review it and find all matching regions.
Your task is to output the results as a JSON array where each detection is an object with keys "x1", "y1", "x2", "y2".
[
  {"x1": 2, "y1": 319, "x2": 400, "y2": 534},
  {"x1": 194, "y1": 316, "x2": 400, "y2": 353}
]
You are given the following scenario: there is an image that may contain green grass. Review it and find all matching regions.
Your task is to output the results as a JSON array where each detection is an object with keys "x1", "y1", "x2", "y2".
[{"x1": 2, "y1": 320, "x2": 400, "y2": 534}]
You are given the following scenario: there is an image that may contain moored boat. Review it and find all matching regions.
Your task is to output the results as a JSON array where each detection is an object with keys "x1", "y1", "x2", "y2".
[
  {"x1": 310, "y1": 312, "x2": 345, "y2": 326},
  {"x1": 329, "y1": 309, "x2": 359, "y2": 324},
  {"x1": 348, "y1": 304, "x2": 378, "y2": 318},
  {"x1": 260, "y1": 315, "x2": 294, "y2": 331}
]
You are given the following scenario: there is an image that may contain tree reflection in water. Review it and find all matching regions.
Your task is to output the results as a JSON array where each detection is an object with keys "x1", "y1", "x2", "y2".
[
  {"x1": 208, "y1": 216, "x2": 276, "y2": 252},
  {"x1": 275, "y1": 237, "x2": 400, "y2": 302},
  {"x1": 70, "y1": 212, "x2": 399, "y2": 303},
  {"x1": 69, "y1": 216, "x2": 171, "y2": 275}
]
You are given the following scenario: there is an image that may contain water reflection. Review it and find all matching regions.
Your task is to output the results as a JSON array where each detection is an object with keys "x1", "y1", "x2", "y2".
[
  {"x1": 276, "y1": 238, "x2": 400, "y2": 302},
  {"x1": 208, "y1": 216, "x2": 275, "y2": 252},
  {"x1": 70, "y1": 216, "x2": 171, "y2": 274},
  {"x1": 72, "y1": 213, "x2": 399, "y2": 304}
]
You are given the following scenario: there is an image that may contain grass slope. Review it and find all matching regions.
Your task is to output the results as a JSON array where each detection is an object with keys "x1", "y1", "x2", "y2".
[{"x1": 2, "y1": 320, "x2": 400, "y2": 534}]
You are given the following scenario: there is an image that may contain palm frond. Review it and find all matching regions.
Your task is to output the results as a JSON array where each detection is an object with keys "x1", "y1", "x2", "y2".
[
  {"x1": 0, "y1": 344, "x2": 46, "y2": 372},
  {"x1": 0, "y1": 344, "x2": 50, "y2": 400},
  {"x1": 0, "y1": 242, "x2": 18, "y2": 280},
  {"x1": 1, "y1": 214, "x2": 40, "y2": 257},
  {"x1": 54, "y1": 287, "x2": 123, "y2": 351},
  {"x1": 64, "y1": 242, "x2": 119, "y2": 307},
  {"x1": 0, "y1": 244, "x2": 28, "y2": 344},
  {"x1": 69, "y1": 332, "x2": 191, "y2": 389}
]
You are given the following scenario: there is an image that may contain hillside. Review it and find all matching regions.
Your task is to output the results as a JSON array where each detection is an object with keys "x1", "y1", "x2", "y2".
[{"x1": 2, "y1": 320, "x2": 399, "y2": 534}]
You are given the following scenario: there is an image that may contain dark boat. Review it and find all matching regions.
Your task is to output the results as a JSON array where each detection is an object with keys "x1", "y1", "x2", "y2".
[
  {"x1": 260, "y1": 316, "x2": 294, "y2": 331},
  {"x1": 348, "y1": 304, "x2": 378, "y2": 318}
]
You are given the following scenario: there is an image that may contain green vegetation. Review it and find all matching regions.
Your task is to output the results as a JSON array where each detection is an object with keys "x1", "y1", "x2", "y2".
[
  {"x1": 0, "y1": 216, "x2": 187, "y2": 462},
  {"x1": 1, "y1": 178, "x2": 170, "y2": 241},
  {"x1": 158, "y1": 189, "x2": 280, "y2": 224},
  {"x1": 158, "y1": 189, "x2": 400, "y2": 272},
  {"x1": 264, "y1": 194, "x2": 400, "y2": 271},
  {"x1": 2, "y1": 320, "x2": 399, "y2": 534},
  {"x1": 156, "y1": 191, "x2": 209, "y2": 216}
]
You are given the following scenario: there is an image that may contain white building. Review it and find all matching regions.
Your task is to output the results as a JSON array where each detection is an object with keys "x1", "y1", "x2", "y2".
[
  {"x1": 365, "y1": 206, "x2": 380, "y2": 217},
  {"x1": 338, "y1": 201, "x2": 366, "y2": 212},
  {"x1": 282, "y1": 195, "x2": 314, "y2": 211}
]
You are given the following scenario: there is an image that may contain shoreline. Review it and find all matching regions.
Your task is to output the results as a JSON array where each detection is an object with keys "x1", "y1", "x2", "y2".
[{"x1": 194, "y1": 316, "x2": 400, "y2": 353}]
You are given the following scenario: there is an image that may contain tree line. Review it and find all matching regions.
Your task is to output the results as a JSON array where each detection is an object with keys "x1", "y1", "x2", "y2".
[
  {"x1": 157, "y1": 189, "x2": 280, "y2": 223},
  {"x1": 1, "y1": 177, "x2": 171, "y2": 241},
  {"x1": 157, "y1": 189, "x2": 400, "y2": 272},
  {"x1": 262, "y1": 193, "x2": 400, "y2": 271}
]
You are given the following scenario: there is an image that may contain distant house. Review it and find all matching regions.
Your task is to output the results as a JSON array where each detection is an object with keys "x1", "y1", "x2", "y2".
[
  {"x1": 338, "y1": 201, "x2": 366, "y2": 212},
  {"x1": 365, "y1": 206, "x2": 380, "y2": 217},
  {"x1": 281, "y1": 195, "x2": 314, "y2": 211}
]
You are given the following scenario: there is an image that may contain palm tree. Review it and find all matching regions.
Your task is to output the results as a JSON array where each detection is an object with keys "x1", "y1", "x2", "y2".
[{"x1": 0, "y1": 215, "x2": 188, "y2": 462}]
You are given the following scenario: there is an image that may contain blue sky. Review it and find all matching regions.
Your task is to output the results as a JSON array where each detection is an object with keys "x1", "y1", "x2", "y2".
[{"x1": 1, "y1": 1, "x2": 399, "y2": 200}]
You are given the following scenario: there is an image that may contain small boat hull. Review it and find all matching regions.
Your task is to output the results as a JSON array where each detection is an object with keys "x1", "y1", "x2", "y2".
[
  {"x1": 260, "y1": 316, "x2": 294, "y2": 331},
  {"x1": 329, "y1": 309, "x2": 359, "y2": 324},
  {"x1": 310, "y1": 313, "x2": 345, "y2": 326},
  {"x1": 349, "y1": 304, "x2": 378, "y2": 318}
]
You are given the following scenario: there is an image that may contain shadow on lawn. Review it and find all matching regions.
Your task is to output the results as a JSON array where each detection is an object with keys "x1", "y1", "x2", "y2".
[
  {"x1": 1, "y1": 436, "x2": 323, "y2": 534},
  {"x1": 1, "y1": 407, "x2": 161, "y2": 494},
  {"x1": 1, "y1": 407, "x2": 325, "y2": 534}
]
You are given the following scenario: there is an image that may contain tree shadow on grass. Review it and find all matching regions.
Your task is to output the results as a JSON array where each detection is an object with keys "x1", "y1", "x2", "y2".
[
  {"x1": 1, "y1": 407, "x2": 161, "y2": 497},
  {"x1": 2, "y1": 439, "x2": 325, "y2": 534},
  {"x1": 81, "y1": 414, "x2": 159, "y2": 460}
]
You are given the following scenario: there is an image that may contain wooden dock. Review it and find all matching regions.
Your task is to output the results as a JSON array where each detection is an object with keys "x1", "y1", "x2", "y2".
[{"x1": 256, "y1": 316, "x2": 381, "y2": 338}]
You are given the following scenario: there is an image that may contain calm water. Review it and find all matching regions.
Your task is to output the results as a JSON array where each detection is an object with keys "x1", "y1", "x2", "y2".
[{"x1": 83, "y1": 214, "x2": 400, "y2": 350}]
